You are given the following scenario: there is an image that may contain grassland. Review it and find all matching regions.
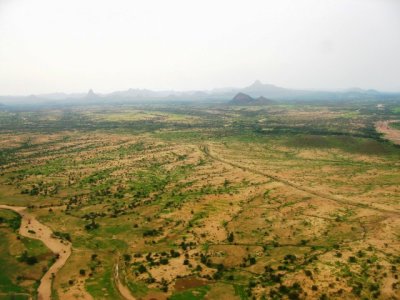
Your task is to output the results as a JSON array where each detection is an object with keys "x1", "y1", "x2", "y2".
[
  {"x1": 390, "y1": 122, "x2": 400, "y2": 130},
  {"x1": 0, "y1": 99, "x2": 399, "y2": 299},
  {"x1": 0, "y1": 209, "x2": 53, "y2": 299}
]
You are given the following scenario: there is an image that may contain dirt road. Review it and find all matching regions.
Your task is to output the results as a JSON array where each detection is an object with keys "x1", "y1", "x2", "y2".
[
  {"x1": 114, "y1": 263, "x2": 136, "y2": 300},
  {"x1": 0, "y1": 205, "x2": 71, "y2": 300},
  {"x1": 376, "y1": 120, "x2": 400, "y2": 145},
  {"x1": 200, "y1": 145, "x2": 400, "y2": 217}
]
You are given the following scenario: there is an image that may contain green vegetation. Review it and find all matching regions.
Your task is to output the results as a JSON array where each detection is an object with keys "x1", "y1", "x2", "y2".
[
  {"x1": 390, "y1": 121, "x2": 400, "y2": 129},
  {"x1": 86, "y1": 264, "x2": 120, "y2": 299},
  {"x1": 0, "y1": 209, "x2": 21, "y2": 231},
  {"x1": 169, "y1": 285, "x2": 210, "y2": 300},
  {"x1": 0, "y1": 209, "x2": 51, "y2": 297},
  {"x1": 0, "y1": 99, "x2": 399, "y2": 299}
]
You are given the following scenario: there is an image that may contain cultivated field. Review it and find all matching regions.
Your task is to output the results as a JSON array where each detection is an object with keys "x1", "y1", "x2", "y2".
[{"x1": 0, "y1": 100, "x2": 399, "y2": 300}]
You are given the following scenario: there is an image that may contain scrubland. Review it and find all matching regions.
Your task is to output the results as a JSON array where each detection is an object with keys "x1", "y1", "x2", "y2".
[{"x1": 0, "y1": 101, "x2": 399, "y2": 299}]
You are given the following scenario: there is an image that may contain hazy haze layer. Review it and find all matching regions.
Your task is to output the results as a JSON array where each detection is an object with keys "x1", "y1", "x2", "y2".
[{"x1": 0, "y1": 0, "x2": 399, "y2": 95}]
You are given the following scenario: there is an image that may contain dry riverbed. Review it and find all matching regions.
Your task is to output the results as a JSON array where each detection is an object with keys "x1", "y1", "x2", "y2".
[{"x1": 0, "y1": 205, "x2": 71, "y2": 300}]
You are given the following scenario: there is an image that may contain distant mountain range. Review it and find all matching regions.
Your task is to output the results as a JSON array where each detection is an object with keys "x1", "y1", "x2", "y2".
[{"x1": 0, "y1": 81, "x2": 398, "y2": 105}]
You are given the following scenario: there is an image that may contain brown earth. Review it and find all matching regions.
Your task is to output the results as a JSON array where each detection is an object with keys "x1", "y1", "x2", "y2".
[
  {"x1": 376, "y1": 120, "x2": 400, "y2": 145},
  {"x1": 0, "y1": 205, "x2": 72, "y2": 300}
]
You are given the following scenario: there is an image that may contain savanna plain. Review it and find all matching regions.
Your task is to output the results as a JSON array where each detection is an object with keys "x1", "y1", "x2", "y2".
[{"x1": 0, "y1": 100, "x2": 400, "y2": 300}]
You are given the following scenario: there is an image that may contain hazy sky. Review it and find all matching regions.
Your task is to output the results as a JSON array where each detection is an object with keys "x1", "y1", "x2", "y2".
[{"x1": 0, "y1": 0, "x2": 399, "y2": 95}]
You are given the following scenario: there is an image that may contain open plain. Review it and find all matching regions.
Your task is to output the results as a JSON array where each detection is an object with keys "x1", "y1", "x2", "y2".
[{"x1": 0, "y1": 100, "x2": 399, "y2": 300}]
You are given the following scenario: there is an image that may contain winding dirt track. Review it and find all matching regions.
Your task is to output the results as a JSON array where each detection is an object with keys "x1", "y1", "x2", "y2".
[
  {"x1": 200, "y1": 145, "x2": 400, "y2": 217},
  {"x1": 0, "y1": 205, "x2": 71, "y2": 300},
  {"x1": 376, "y1": 120, "x2": 400, "y2": 145},
  {"x1": 114, "y1": 263, "x2": 136, "y2": 300}
]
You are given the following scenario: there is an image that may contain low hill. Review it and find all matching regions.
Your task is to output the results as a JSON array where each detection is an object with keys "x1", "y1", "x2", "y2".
[
  {"x1": 229, "y1": 93, "x2": 274, "y2": 105},
  {"x1": 229, "y1": 92, "x2": 255, "y2": 105}
]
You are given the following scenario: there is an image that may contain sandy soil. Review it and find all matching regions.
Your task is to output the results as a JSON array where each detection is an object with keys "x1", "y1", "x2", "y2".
[
  {"x1": 115, "y1": 263, "x2": 136, "y2": 300},
  {"x1": 0, "y1": 205, "x2": 71, "y2": 300},
  {"x1": 201, "y1": 144, "x2": 400, "y2": 217},
  {"x1": 376, "y1": 120, "x2": 400, "y2": 145}
]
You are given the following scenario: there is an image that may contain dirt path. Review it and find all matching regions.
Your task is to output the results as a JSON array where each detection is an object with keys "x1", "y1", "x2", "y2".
[
  {"x1": 376, "y1": 120, "x2": 400, "y2": 145},
  {"x1": 114, "y1": 263, "x2": 136, "y2": 300},
  {"x1": 200, "y1": 145, "x2": 400, "y2": 217},
  {"x1": 0, "y1": 205, "x2": 72, "y2": 300}
]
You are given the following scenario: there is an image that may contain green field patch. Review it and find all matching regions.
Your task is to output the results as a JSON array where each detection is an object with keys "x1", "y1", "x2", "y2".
[
  {"x1": 0, "y1": 225, "x2": 51, "y2": 296},
  {"x1": 20, "y1": 236, "x2": 51, "y2": 257},
  {"x1": 0, "y1": 231, "x2": 25, "y2": 294},
  {"x1": 74, "y1": 235, "x2": 128, "y2": 250},
  {"x1": 86, "y1": 264, "x2": 121, "y2": 299},
  {"x1": 340, "y1": 111, "x2": 360, "y2": 119},
  {"x1": 126, "y1": 281, "x2": 149, "y2": 297},
  {"x1": 0, "y1": 209, "x2": 21, "y2": 231},
  {"x1": 284, "y1": 134, "x2": 398, "y2": 156},
  {"x1": 169, "y1": 285, "x2": 210, "y2": 300},
  {"x1": 154, "y1": 130, "x2": 208, "y2": 142},
  {"x1": 233, "y1": 284, "x2": 248, "y2": 300},
  {"x1": 392, "y1": 107, "x2": 400, "y2": 114},
  {"x1": 80, "y1": 168, "x2": 117, "y2": 185},
  {"x1": 389, "y1": 121, "x2": 400, "y2": 130},
  {"x1": 16, "y1": 158, "x2": 67, "y2": 176}
]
